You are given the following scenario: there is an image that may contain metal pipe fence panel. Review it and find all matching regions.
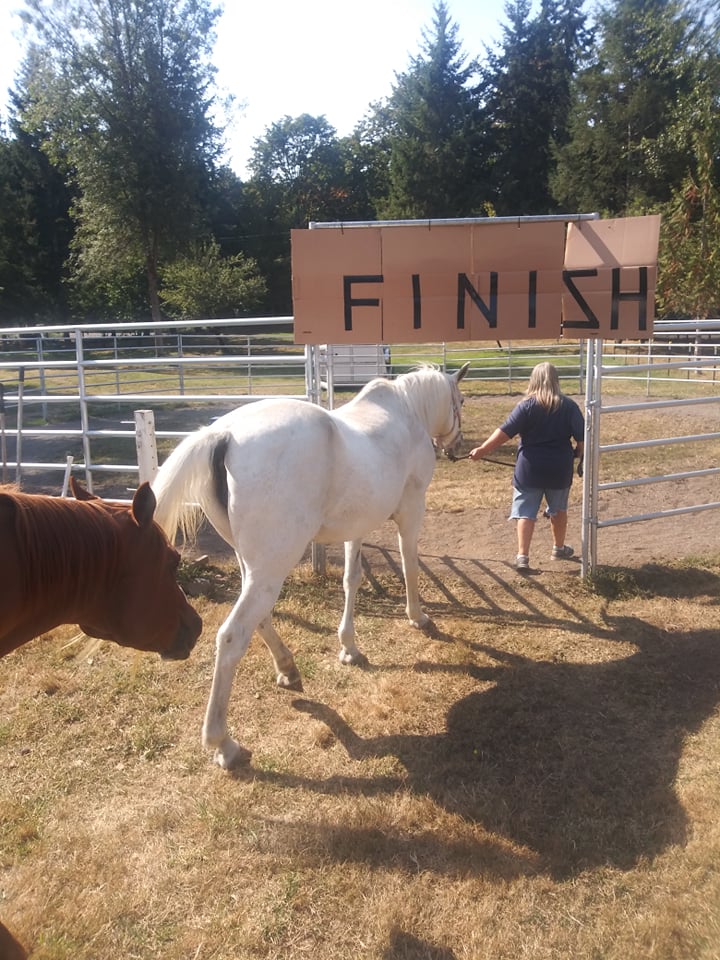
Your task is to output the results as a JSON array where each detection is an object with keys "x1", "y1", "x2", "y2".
[
  {"x1": 0, "y1": 317, "x2": 304, "y2": 493},
  {"x1": 581, "y1": 320, "x2": 720, "y2": 576}
]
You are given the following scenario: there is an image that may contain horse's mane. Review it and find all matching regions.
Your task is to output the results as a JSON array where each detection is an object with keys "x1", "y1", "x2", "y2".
[
  {"x1": 1, "y1": 489, "x2": 122, "y2": 600},
  {"x1": 349, "y1": 364, "x2": 448, "y2": 425},
  {"x1": 390, "y1": 364, "x2": 449, "y2": 422}
]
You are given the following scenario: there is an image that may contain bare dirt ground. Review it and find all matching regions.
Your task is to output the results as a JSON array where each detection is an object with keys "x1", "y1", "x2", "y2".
[{"x1": 365, "y1": 476, "x2": 720, "y2": 572}]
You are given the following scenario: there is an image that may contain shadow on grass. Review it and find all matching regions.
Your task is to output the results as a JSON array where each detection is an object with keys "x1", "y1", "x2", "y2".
[{"x1": 232, "y1": 614, "x2": 720, "y2": 880}]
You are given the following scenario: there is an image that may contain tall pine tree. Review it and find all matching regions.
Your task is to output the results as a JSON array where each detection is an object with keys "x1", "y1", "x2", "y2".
[
  {"x1": 379, "y1": 1, "x2": 488, "y2": 219},
  {"x1": 480, "y1": 0, "x2": 591, "y2": 215},
  {"x1": 552, "y1": 0, "x2": 701, "y2": 214}
]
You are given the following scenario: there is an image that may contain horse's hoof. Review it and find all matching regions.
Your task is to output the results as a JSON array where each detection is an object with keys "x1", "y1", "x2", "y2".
[
  {"x1": 339, "y1": 648, "x2": 369, "y2": 667},
  {"x1": 409, "y1": 613, "x2": 431, "y2": 629},
  {"x1": 213, "y1": 739, "x2": 252, "y2": 770},
  {"x1": 277, "y1": 671, "x2": 303, "y2": 692}
]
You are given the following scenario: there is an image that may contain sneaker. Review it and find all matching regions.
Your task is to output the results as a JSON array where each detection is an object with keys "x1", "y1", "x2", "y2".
[
  {"x1": 551, "y1": 544, "x2": 574, "y2": 560},
  {"x1": 515, "y1": 554, "x2": 530, "y2": 570}
]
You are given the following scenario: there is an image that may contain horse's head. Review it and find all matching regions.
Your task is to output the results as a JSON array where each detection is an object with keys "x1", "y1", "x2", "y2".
[
  {"x1": 71, "y1": 480, "x2": 202, "y2": 659},
  {"x1": 432, "y1": 362, "x2": 470, "y2": 459}
]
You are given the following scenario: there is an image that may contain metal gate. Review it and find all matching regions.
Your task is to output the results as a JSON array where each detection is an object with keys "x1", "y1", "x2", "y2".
[{"x1": 581, "y1": 321, "x2": 720, "y2": 576}]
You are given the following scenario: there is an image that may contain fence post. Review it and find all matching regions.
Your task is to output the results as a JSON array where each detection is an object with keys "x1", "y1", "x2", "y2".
[
  {"x1": 15, "y1": 367, "x2": 25, "y2": 485},
  {"x1": 75, "y1": 329, "x2": 95, "y2": 492},
  {"x1": 61, "y1": 456, "x2": 74, "y2": 497},
  {"x1": 580, "y1": 337, "x2": 603, "y2": 578},
  {"x1": 134, "y1": 409, "x2": 159, "y2": 484},
  {"x1": 37, "y1": 336, "x2": 48, "y2": 421}
]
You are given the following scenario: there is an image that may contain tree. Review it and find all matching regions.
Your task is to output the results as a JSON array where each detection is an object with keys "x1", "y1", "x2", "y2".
[
  {"x1": 0, "y1": 105, "x2": 73, "y2": 324},
  {"x1": 552, "y1": 0, "x2": 702, "y2": 214},
  {"x1": 247, "y1": 114, "x2": 369, "y2": 227},
  {"x1": 343, "y1": 100, "x2": 396, "y2": 218},
  {"x1": 379, "y1": 1, "x2": 488, "y2": 219},
  {"x1": 160, "y1": 241, "x2": 266, "y2": 319},
  {"x1": 245, "y1": 114, "x2": 376, "y2": 314},
  {"x1": 19, "y1": 0, "x2": 222, "y2": 321},
  {"x1": 480, "y1": 0, "x2": 592, "y2": 215},
  {"x1": 657, "y1": 69, "x2": 720, "y2": 317}
]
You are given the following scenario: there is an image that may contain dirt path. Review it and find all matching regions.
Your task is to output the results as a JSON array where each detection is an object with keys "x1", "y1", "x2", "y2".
[
  {"x1": 188, "y1": 473, "x2": 720, "y2": 593},
  {"x1": 355, "y1": 477, "x2": 720, "y2": 579}
]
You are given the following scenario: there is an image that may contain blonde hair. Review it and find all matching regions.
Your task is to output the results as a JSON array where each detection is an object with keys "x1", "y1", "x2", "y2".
[{"x1": 526, "y1": 362, "x2": 562, "y2": 413}]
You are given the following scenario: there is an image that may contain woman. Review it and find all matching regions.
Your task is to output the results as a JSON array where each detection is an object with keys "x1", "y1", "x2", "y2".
[{"x1": 469, "y1": 362, "x2": 584, "y2": 571}]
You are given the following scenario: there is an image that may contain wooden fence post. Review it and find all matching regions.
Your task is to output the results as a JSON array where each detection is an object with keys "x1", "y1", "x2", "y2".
[{"x1": 134, "y1": 409, "x2": 158, "y2": 484}]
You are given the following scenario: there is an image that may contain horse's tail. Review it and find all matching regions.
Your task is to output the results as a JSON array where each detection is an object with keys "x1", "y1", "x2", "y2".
[{"x1": 152, "y1": 426, "x2": 228, "y2": 544}]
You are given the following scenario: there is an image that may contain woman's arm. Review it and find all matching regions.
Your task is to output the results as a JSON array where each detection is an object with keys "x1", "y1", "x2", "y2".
[{"x1": 468, "y1": 428, "x2": 511, "y2": 461}]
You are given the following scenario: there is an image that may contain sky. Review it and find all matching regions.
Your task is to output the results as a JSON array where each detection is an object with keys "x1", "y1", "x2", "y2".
[{"x1": 0, "y1": 0, "x2": 515, "y2": 179}]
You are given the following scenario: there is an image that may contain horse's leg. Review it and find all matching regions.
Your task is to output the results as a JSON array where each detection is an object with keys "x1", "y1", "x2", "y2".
[
  {"x1": 337, "y1": 538, "x2": 367, "y2": 665},
  {"x1": 394, "y1": 498, "x2": 430, "y2": 628},
  {"x1": 256, "y1": 615, "x2": 302, "y2": 690},
  {"x1": 203, "y1": 577, "x2": 284, "y2": 769}
]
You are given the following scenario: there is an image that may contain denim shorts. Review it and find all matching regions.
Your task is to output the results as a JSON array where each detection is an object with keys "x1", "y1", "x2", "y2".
[{"x1": 510, "y1": 483, "x2": 570, "y2": 520}]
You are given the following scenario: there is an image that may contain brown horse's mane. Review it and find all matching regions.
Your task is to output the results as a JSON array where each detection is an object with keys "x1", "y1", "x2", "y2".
[{"x1": 1, "y1": 488, "x2": 124, "y2": 601}]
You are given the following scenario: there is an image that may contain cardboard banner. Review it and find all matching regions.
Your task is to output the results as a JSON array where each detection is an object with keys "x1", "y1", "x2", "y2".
[{"x1": 291, "y1": 215, "x2": 661, "y2": 344}]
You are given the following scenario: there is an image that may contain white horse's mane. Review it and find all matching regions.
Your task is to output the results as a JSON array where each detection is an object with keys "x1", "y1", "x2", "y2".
[{"x1": 389, "y1": 364, "x2": 452, "y2": 434}]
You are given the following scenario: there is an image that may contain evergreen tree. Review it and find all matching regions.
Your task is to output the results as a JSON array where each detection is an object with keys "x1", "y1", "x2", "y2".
[
  {"x1": 0, "y1": 106, "x2": 73, "y2": 324},
  {"x1": 552, "y1": 0, "x2": 702, "y2": 214},
  {"x1": 481, "y1": 0, "x2": 592, "y2": 215},
  {"x1": 379, "y1": 1, "x2": 488, "y2": 219}
]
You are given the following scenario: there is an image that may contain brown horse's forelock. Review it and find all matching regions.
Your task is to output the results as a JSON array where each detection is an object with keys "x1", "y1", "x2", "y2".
[{"x1": 9, "y1": 493, "x2": 125, "y2": 602}]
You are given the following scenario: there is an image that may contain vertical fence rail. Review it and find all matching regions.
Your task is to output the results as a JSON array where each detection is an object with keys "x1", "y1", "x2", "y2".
[
  {"x1": 75, "y1": 328, "x2": 94, "y2": 492},
  {"x1": 581, "y1": 338, "x2": 603, "y2": 577}
]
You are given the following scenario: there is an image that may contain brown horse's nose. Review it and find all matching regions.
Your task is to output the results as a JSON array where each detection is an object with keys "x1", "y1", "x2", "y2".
[{"x1": 163, "y1": 610, "x2": 202, "y2": 660}]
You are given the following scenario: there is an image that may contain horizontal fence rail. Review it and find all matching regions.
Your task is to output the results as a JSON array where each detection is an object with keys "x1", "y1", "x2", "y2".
[{"x1": 0, "y1": 317, "x2": 719, "y2": 517}]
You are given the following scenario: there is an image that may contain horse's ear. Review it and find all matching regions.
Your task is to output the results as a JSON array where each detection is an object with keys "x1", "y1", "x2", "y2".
[
  {"x1": 131, "y1": 482, "x2": 157, "y2": 528},
  {"x1": 453, "y1": 362, "x2": 471, "y2": 383},
  {"x1": 70, "y1": 477, "x2": 99, "y2": 501}
]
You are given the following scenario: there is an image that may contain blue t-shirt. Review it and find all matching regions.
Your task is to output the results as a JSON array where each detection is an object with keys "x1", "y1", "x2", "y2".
[{"x1": 500, "y1": 395, "x2": 584, "y2": 490}]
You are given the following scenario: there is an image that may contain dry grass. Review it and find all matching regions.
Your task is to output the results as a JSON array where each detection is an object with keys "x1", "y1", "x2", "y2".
[{"x1": 1, "y1": 389, "x2": 719, "y2": 959}]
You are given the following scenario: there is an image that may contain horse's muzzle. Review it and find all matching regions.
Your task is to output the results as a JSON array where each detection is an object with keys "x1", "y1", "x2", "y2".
[
  {"x1": 445, "y1": 449, "x2": 471, "y2": 462},
  {"x1": 162, "y1": 614, "x2": 202, "y2": 660},
  {"x1": 441, "y1": 431, "x2": 464, "y2": 461}
]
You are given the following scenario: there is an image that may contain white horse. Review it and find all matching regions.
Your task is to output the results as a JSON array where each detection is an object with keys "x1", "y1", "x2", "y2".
[{"x1": 152, "y1": 362, "x2": 470, "y2": 768}]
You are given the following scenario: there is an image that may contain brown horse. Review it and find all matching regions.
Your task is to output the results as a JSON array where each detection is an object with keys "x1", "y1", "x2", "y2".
[
  {"x1": 0, "y1": 479, "x2": 202, "y2": 660},
  {"x1": 0, "y1": 920, "x2": 28, "y2": 959}
]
